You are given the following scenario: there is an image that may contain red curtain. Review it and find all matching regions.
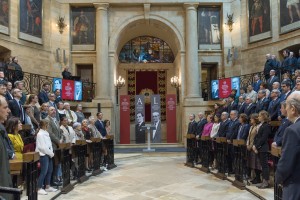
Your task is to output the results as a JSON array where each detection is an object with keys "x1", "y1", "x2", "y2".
[{"x1": 136, "y1": 71, "x2": 157, "y2": 122}]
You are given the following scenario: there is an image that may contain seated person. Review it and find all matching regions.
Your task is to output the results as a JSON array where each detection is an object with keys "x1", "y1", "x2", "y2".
[{"x1": 6, "y1": 117, "x2": 24, "y2": 160}]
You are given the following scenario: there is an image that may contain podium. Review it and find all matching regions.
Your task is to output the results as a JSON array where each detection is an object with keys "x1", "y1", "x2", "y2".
[{"x1": 141, "y1": 124, "x2": 156, "y2": 152}]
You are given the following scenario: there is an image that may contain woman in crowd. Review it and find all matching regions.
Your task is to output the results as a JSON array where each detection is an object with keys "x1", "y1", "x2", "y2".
[
  {"x1": 213, "y1": 103, "x2": 223, "y2": 116},
  {"x1": 210, "y1": 114, "x2": 221, "y2": 169},
  {"x1": 26, "y1": 95, "x2": 40, "y2": 130},
  {"x1": 60, "y1": 116, "x2": 75, "y2": 144},
  {"x1": 88, "y1": 116, "x2": 101, "y2": 138},
  {"x1": 253, "y1": 111, "x2": 271, "y2": 189},
  {"x1": 35, "y1": 119, "x2": 57, "y2": 195},
  {"x1": 259, "y1": 83, "x2": 270, "y2": 97},
  {"x1": 40, "y1": 103, "x2": 49, "y2": 119},
  {"x1": 246, "y1": 113, "x2": 261, "y2": 184},
  {"x1": 82, "y1": 119, "x2": 93, "y2": 169},
  {"x1": 57, "y1": 101, "x2": 66, "y2": 120},
  {"x1": 6, "y1": 117, "x2": 24, "y2": 160},
  {"x1": 104, "y1": 119, "x2": 112, "y2": 136},
  {"x1": 75, "y1": 104, "x2": 85, "y2": 123},
  {"x1": 201, "y1": 115, "x2": 213, "y2": 137},
  {"x1": 237, "y1": 113, "x2": 250, "y2": 140},
  {"x1": 23, "y1": 105, "x2": 36, "y2": 135},
  {"x1": 73, "y1": 122, "x2": 91, "y2": 171}
]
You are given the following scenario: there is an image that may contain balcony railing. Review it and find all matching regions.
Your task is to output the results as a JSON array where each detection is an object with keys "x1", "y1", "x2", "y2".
[
  {"x1": 201, "y1": 71, "x2": 267, "y2": 101},
  {"x1": 4, "y1": 68, "x2": 96, "y2": 102}
]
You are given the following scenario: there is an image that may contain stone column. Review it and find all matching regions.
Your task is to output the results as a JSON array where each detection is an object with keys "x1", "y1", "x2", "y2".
[
  {"x1": 184, "y1": 3, "x2": 200, "y2": 98},
  {"x1": 94, "y1": 3, "x2": 109, "y2": 99}
]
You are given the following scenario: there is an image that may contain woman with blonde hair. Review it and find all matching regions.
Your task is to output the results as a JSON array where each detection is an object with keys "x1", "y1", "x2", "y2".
[
  {"x1": 253, "y1": 110, "x2": 271, "y2": 189},
  {"x1": 246, "y1": 113, "x2": 261, "y2": 184}
]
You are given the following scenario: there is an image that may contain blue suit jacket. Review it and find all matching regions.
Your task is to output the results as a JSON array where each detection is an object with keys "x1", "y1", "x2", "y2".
[
  {"x1": 38, "y1": 90, "x2": 49, "y2": 105},
  {"x1": 267, "y1": 98, "x2": 281, "y2": 121},
  {"x1": 252, "y1": 80, "x2": 262, "y2": 92},
  {"x1": 273, "y1": 118, "x2": 292, "y2": 146},
  {"x1": 276, "y1": 119, "x2": 300, "y2": 189},
  {"x1": 226, "y1": 119, "x2": 240, "y2": 141},
  {"x1": 217, "y1": 119, "x2": 230, "y2": 138},
  {"x1": 237, "y1": 102, "x2": 247, "y2": 114},
  {"x1": 95, "y1": 120, "x2": 107, "y2": 137},
  {"x1": 255, "y1": 98, "x2": 270, "y2": 113},
  {"x1": 237, "y1": 124, "x2": 250, "y2": 140}
]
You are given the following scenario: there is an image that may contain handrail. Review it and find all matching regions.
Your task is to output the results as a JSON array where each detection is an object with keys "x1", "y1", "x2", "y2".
[
  {"x1": 4, "y1": 68, "x2": 96, "y2": 102},
  {"x1": 201, "y1": 71, "x2": 267, "y2": 101}
]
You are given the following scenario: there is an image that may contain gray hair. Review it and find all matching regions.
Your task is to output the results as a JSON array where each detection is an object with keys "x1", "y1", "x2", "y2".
[
  {"x1": 230, "y1": 110, "x2": 238, "y2": 116},
  {"x1": 73, "y1": 122, "x2": 81, "y2": 129},
  {"x1": 88, "y1": 116, "x2": 95, "y2": 121},
  {"x1": 271, "y1": 89, "x2": 281, "y2": 96},
  {"x1": 221, "y1": 112, "x2": 229, "y2": 118},
  {"x1": 287, "y1": 91, "x2": 300, "y2": 114},
  {"x1": 258, "y1": 90, "x2": 266, "y2": 95}
]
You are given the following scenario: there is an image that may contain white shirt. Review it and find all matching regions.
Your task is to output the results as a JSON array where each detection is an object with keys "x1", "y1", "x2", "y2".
[
  {"x1": 210, "y1": 123, "x2": 220, "y2": 138},
  {"x1": 35, "y1": 129, "x2": 54, "y2": 157},
  {"x1": 152, "y1": 121, "x2": 160, "y2": 139}
]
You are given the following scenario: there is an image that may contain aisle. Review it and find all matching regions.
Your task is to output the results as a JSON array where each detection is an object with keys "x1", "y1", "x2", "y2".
[{"x1": 57, "y1": 156, "x2": 258, "y2": 200}]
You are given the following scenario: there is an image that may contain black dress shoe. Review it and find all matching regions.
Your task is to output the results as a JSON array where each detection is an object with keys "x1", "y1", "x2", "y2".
[{"x1": 251, "y1": 178, "x2": 262, "y2": 184}]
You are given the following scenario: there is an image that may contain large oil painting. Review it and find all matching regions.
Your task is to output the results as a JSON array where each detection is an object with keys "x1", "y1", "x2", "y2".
[
  {"x1": 280, "y1": 0, "x2": 300, "y2": 33},
  {"x1": 0, "y1": 0, "x2": 9, "y2": 34}
]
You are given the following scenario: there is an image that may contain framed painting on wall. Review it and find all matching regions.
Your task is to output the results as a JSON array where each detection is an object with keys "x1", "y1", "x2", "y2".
[
  {"x1": 19, "y1": 0, "x2": 42, "y2": 44},
  {"x1": 0, "y1": 0, "x2": 9, "y2": 35},
  {"x1": 247, "y1": 0, "x2": 272, "y2": 43},
  {"x1": 279, "y1": 0, "x2": 300, "y2": 33},
  {"x1": 71, "y1": 7, "x2": 95, "y2": 51},
  {"x1": 198, "y1": 6, "x2": 221, "y2": 50}
]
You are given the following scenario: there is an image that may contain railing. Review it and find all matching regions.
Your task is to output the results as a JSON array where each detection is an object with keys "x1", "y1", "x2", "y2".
[
  {"x1": 4, "y1": 68, "x2": 96, "y2": 102},
  {"x1": 201, "y1": 71, "x2": 267, "y2": 101}
]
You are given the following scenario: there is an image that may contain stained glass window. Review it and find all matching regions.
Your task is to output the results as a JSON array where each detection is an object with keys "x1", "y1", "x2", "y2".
[{"x1": 119, "y1": 36, "x2": 174, "y2": 63}]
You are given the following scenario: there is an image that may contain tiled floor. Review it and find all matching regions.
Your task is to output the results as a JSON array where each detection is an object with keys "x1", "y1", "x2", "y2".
[{"x1": 56, "y1": 156, "x2": 262, "y2": 200}]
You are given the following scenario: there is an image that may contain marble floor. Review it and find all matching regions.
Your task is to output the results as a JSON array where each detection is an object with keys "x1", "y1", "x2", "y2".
[{"x1": 56, "y1": 156, "x2": 262, "y2": 200}]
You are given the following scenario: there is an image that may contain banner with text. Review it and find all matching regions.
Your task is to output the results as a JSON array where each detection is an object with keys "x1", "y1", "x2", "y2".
[
  {"x1": 120, "y1": 95, "x2": 130, "y2": 144},
  {"x1": 151, "y1": 95, "x2": 161, "y2": 143},
  {"x1": 219, "y1": 78, "x2": 232, "y2": 98},
  {"x1": 166, "y1": 94, "x2": 177, "y2": 143},
  {"x1": 62, "y1": 79, "x2": 74, "y2": 100},
  {"x1": 135, "y1": 95, "x2": 146, "y2": 143}
]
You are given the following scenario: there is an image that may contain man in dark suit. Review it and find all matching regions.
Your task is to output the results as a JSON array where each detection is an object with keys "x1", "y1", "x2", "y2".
[
  {"x1": 134, "y1": 112, "x2": 145, "y2": 143},
  {"x1": 38, "y1": 82, "x2": 50, "y2": 105},
  {"x1": 244, "y1": 97, "x2": 256, "y2": 116},
  {"x1": 8, "y1": 88, "x2": 25, "y2": 123},
  {"x1": 226, "y1": 110, "x2": 240, "y2": 174},
  {"x1": 152, "y1": 112, "x2": 161, "y2": 143},
  {"x1": 227, "y1": 94, "x2": 238, "y2": 114},
  {"x1": 95, "y1": 112, "x2": 107, "y2": 138},
  {"x1": 272, "y1": 101, "x2": 292, "y2": 147},
  {"x1": 267, "y1": 70, "x2": 279, "y2": 91},
  {"x1": 14, "y1": 81, "x2": 26, "y2": 105},
  {"x1": 276, "y1": 91, "x2": 300, "y2": 199},
  {"x1": 186, "y1": 114, "x2": 197, "y2": 164},
  {"x1": 211, "y1": 81, "x2": 219, "y2": 99},
  {"x1": 217, "y1": 112, "x2": 230, "y2": 137},
  {"x1": 237, "y1": 96, "x2": 247, "y2": 114},
  {"x1": 255, "y1": 90, "x2": 270, "y2": 113},
  {"x1": 54, "y1": 89, "x2": 63, "y2": 104},
  {"x1": 0, "y1": 95, "x2": 13, "y2": 200},
  {"x1": 45, "y1": 106, "x2": 63, "y2": 186},
  {"x1": 267, "y1": 89, "x2": 281, "y2": 121},
  {"x1": 252, "y1": 74, "x2": 262, "y2": 93},
  {"x1": 196, "y1": 112, "x2": 207, "y2": 137},
  {"x1": 5, "y1": 81, "x2": 13, "y2": 101},
  {"x1": 195, "y1": 112, "x2": 207, "y2": 163},
  {"x1": 280, "y1": 80, "x2": 292, "y2": 103}
]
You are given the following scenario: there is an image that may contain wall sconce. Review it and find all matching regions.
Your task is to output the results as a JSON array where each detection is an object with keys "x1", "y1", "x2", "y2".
[
  {"x1": 170, "y1": 76, "x2": 180, "y2": 104},
  {"x1": 115, "y1": 76, "x2": 125, "y2": 105},
  {"x1": 56, "y1": 16, "x2": 67, "y2": 34},
  {"x1": 225, "y1": 13, "x2": 234, "y2": 32}
]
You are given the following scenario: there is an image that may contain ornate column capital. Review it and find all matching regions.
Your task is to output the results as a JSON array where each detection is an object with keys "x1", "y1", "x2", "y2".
[{"x1": 93, "y1": 3, "x2": 109, "y2": 11}]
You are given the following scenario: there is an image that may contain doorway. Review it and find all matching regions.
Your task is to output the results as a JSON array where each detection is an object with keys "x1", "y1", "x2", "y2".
[
  {"x1": 76, "y1": 64, "x2": 93, "y2": 82},
  {"x1": 201, "y1": 63, "x2": 218, "y2": 100}
]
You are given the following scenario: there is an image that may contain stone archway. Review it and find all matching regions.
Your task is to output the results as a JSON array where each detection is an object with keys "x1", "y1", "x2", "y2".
[{"x1": 110, "y1": 16, "x2": 184, "y2": 144}]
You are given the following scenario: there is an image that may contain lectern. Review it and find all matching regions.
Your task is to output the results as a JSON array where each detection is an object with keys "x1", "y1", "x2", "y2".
[{"x1": 141, "y1": 124, "x2": 156, "y2": 152}]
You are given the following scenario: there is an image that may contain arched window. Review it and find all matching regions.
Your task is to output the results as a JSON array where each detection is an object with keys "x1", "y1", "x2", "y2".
[{"x1": 119, "y1": 36, "x2": 174, "y2": 63}]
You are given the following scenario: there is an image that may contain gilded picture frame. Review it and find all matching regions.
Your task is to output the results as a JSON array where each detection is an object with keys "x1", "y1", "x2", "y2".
[
  {"x1": 279, "y1": 0, "x2": 300, "y2": 34},
  {"x1": 19, "y1": 0, "x2": 43, "y2": 44},
  {"x1": 71, "y1": 7, "x2": 95, "y2": 51},
  {"x1": 247, "y1": 0, "x2": 272, "y2": 43}
]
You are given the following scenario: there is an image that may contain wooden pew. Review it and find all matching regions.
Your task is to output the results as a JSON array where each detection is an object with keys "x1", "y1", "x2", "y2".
[
  {"x1": 232, "y1": 139, "x2": 246, "y2": 190},
  {"x1": 23, "y1": 152, "x2": 39, "y2": 200},
  {"x1": 184, "y1": 133, "x2": 196, "y2": 168},
  {"x1": 215, "y1": 137, "x2": 227, "y2": 180},
  {"x1": 58, "y1": 143, "x2": 74, "y2": 194},
  {"x1": 90, "y1": 137, "x2": 102, "y2": 176},
  {"x1": 103, "y1": 135, "x2": 117, "y2": 170},
  {"x1": 200, "y1": 136, "x2": 211, "y2": 173},
  {"x1": 271, "y1": 146, "x2": 282, "y2": 200}
]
